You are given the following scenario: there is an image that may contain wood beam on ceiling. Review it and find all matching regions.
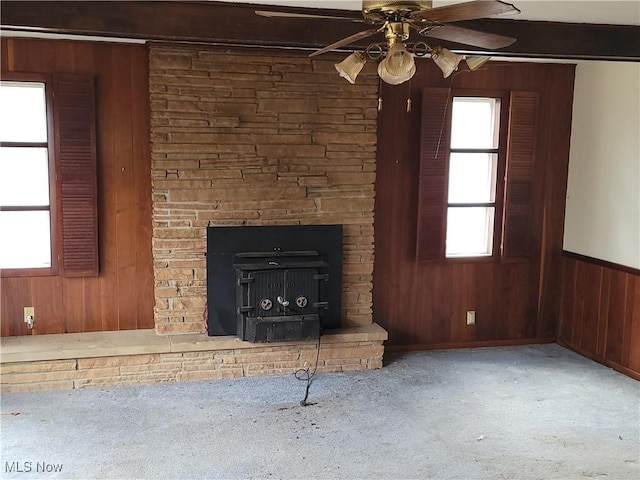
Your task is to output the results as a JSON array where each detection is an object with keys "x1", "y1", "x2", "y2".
[{"x1": 1, "y1": 1, "x2": 638, "y2": 61}]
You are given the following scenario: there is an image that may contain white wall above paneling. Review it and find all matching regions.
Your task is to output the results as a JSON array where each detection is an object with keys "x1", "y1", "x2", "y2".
[{"x1": 564, "y1": 61, "x2": 640, "y2": 269}]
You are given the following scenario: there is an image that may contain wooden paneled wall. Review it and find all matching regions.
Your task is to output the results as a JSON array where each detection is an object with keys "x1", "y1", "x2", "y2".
[
  {"x1": 558, "y1": 252, "x2": 640, "y2": 379},
  {"x1": 374, "y1": 60, "x2": 575, "y2": 349},
  {"x1": 0, "y1": 38, "x2": 154, "y2": 336}
]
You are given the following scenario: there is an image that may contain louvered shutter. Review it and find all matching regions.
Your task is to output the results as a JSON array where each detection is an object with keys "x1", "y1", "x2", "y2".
[
  {"x1": 502, "y1": 91, "x2": 538, "y2": 260},
  {"x1": 53, "y1": 74, "x2": 99, "y2": 276},
  {"x1": 416, "y1": 88, "x2": 450, "y2": 262}
]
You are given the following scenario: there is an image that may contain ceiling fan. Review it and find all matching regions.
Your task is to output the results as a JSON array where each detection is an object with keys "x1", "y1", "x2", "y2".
[{"x1": 256, "y1": 0, "x2": 520, "y2": 84}]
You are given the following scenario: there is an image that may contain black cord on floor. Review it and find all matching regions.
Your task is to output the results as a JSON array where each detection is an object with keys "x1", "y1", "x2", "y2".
[{"x1": 295, "y1": 334, "x2": 321, "y2": 407}]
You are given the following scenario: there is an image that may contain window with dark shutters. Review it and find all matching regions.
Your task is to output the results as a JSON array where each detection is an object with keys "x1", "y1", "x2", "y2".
[
  {"x1": 0, "y1": 73, "x2": 99, "y2": 277},
  {"x1": 416, "y1": 88, "x2": 538, "y2": 263}
]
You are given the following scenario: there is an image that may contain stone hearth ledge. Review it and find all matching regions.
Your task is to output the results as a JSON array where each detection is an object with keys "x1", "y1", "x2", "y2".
[{"x1": 0, "y1": 324, "x2": 387, "y2": 364}]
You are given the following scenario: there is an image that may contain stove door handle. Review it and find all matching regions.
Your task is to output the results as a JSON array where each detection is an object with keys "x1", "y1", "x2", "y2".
[{"x1": 277, "y1": 296, "x2": 290, "y2": 307}]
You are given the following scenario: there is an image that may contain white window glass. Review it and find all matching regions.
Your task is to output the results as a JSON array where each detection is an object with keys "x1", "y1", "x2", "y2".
[
  {"x1": 0, "y1": 82, "x2": 48, "y2": 143},
  {"x1": 446, "y1": 207, "x2": 495, "y2": 257},
  {"x1": 448, "y1": 152, "x2": 497, "y2": 203},
  {"x1": 0, "y1": 81, "x2": 52, "y2": 270},
  {"x1": 450, "y1": 98, "x2": 498, "y2": 149},
  {"x1": 446, "y1": 96, "x2": 500, "y2": 258},
  {"x1": 0, "y1": 211, "x2": 52, "y2": 268},
  {"x1": 0, "y1": 148, "x2": 50, "y2": 206}
]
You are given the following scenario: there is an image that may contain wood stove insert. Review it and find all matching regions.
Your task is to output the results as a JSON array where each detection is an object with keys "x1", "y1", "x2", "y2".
[
  {"x1": 234, "y1": 250, "x2": 328, "y2": 342},
  {"x1": 206, "y1": 225, "x2": 343, "y2": 339}
]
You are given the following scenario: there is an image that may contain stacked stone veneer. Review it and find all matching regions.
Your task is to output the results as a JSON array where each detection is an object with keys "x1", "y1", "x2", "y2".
[
  {"x1": 150, "y1": 46, "x2": 378, "y2": 334},
  {"x1": 0, "y1": 330, "x2": 385, "y2": 392}
]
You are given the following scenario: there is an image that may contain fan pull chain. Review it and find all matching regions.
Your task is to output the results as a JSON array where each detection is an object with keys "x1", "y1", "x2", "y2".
[
  {"x1": 407, "y1": 98, "x2": 412, "y2": 113},
  {"x1": 378, "y1": 97, "x2": 383, "y2": 111}
]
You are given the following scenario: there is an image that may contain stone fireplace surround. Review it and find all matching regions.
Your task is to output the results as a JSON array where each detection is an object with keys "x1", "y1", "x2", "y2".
[{"x1": 0, "y1": 45, "x2": 387, "y2": 392}]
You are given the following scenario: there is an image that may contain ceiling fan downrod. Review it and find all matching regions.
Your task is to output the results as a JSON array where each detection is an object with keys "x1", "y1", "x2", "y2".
[{"x1": 383, "y1": 21, "x2": 411, "y2": 47}]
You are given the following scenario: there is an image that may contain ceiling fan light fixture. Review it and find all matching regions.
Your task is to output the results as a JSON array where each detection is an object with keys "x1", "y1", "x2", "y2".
[
  {"x1": 335, "y1": 52, "x2": 367, "y2": 84},
  {"x1": 431, "y1": 46, "x2": 463, "y2": 78},
  {"x1": 377, "y1": 42, "x2": 416, "y2": 85},
  {"x1": 465, "y1": 55, "x2": 491, "y2": 71},
  {"x1": 259, "y1": 0, "x2": 521, "y2": 86}
]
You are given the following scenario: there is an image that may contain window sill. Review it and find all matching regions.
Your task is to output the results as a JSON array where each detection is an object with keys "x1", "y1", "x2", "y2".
[{"x1": 0, "y1": 267, "x2": 57, "y2": 277}]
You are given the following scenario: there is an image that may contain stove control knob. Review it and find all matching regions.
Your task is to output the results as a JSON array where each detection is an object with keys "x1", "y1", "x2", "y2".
[
  {"x1": 260, "y1": 298, "x2": 273, "y2": 311},
  {"x1": 295, "y1": 296, "x2": 308, "y2": 308}
]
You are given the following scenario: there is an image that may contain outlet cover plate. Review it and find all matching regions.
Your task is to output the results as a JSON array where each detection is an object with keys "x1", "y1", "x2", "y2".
[{"x1": 466, "y1": 310, "x2": 476, "y2": 325}]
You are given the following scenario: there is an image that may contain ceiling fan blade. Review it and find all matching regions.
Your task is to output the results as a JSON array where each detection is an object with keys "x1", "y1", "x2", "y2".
[
  {"x1": 255, "y1": 10, "x2": 364, "y2": 22},
  {"x1": 412, "y1": 0, "x2": 520, "y2": 23},
  {"x1": 308, "y1": 28, "x2": 380, "y2": 58},
  {"x1": 420, "y1": 24, "x2": 516, "y2": 49}
]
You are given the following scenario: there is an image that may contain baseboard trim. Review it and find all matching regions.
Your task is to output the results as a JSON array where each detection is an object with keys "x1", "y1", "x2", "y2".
[
  {"x1": 385, "y1": 337, "x2": 556, "y2": 353},
  {"x1": 557, "y1": 339, "x2": 640, "y2": 381}
]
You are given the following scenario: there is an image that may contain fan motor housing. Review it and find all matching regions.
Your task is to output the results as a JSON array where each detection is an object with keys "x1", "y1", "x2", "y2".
[{"x1": 363, "y1": 0, "x2": 433, "y2": 22}]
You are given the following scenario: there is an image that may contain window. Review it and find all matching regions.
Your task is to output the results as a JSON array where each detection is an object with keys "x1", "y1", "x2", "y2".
[
  {"x1": 0, "y1": 78, "x2": 56, "y2": 271},
  {"x1": 416, "y1": 88, "x2": 538, "y2": 263},
  {"x1": 0, "y1": 73, "x2": 99, "y2": 277},
  {"x1": 446, "y1": 97, "x2": 500, "y2": 257}
]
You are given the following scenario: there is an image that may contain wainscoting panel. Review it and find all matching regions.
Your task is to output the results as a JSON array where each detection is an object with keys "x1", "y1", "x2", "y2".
[{"x1": 558, "y1": 251, "x2": 640, "y2": 379}]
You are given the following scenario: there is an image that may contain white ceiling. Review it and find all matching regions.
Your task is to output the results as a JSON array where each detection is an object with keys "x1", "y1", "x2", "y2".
[{"x1": 224, "y1": 0, "x2": 640, "y2": 25}]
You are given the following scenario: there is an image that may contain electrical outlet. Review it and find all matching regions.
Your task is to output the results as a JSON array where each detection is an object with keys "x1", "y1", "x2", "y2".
[
  {"x1": 466, "y1": 310, "x2": 476, "y2": 326},
  {"x1": 24, "y1": 307, "x2": 35, "y2": 328}
]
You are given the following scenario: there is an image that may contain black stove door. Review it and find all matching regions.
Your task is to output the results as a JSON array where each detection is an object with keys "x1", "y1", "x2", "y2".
[
  {"x1": 247, "y1": 270, "x2": 282, "y2": 317},
  {"x1": 284, "y1": 268, "x2": 319, "y2": 315},
  {"x1": 246, "y1": 268, "x2": 319, "y2": 317}
]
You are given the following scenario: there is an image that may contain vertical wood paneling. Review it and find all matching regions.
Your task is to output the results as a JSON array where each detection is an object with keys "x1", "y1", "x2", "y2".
[
  {"x1": 94, "y1": 44, "x2": 118, "y2": 333},
  {"x1": 71, "y1": 42, "x2": 95, "y2": 76},
  {"x1": 112, "y1": 46, "x2": 137, "y2": 331},
  {"x1": 1, "y1": 278, "x2": 31, "y2": 336},
  {"x1": 374, "y1": 61, "x2": 575, "y2": 348},
  {"x1": 14, "y1": 38, "x2": 55, "y2": 72},
  {"x1": 558, "y1": 257, "x2": 576, "y2": 341},
  {"x1": 579, "y1": 262, "x2": 602, "y2": 354},
  {"x1": 54, "y1": 41, "x2": 75, "y2": 71},
  {"x1": 1, "y1": 40, "x2": 10, "y2": 70},
  {"x1": 572, "y1": 261, "x2": 587, "y2": 345},
  {"x1": 605, "y1": 270, "x2": 627, "y2": 364},
  {"x1": 558, "y1": 254, "x2": 640, "y2": 377},
  {"x1": 628, "y1": 281, "x2": 640, "y2": 372},
  {"x1": 474, "y1": 263, "x2": 496, "y2": 341},
  {"x1": 30, "y1": 276, "x2": 64, "y2": 333},
  {"x1": 500, "y1": 264, "x2": 531, "y2": 340},
  {"x1": 62, "y1": 277, "x2": 85, "y2": 333},
  {"x1": 0, "y1": 38, "x2": 154, "y2": 336},
  {"x1": 620, "y1": 274, "x2": 635, "y2": 366},
  {"x1": 84, "y1": 278, "x2": 103, "y2": 333},
  {"x1": 131, "y1": 46, "x2": 154, "y2": 330},
  {"x1": 596, "y1": 268, "x2": 612, "y2": 357}
]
